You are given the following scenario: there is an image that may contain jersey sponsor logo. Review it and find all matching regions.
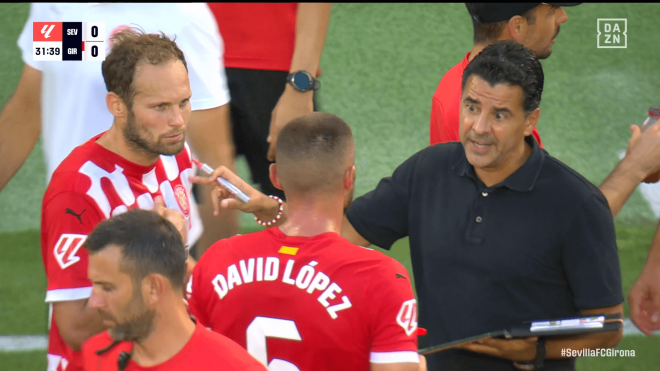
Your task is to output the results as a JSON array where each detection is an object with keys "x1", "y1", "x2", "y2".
[
  {"x1": 174, "y1": 184, "x2": 190, "y2": 217},
  {"x1": 65, "y1": 208, "x2": 86, "y2": 224},
  {"x1": 278, "y1": 246, "x2": 299, "y2": 255},
  {"x1": 53, "y1": 234, "x2": 87, "y2": 270},
  {"x1": 396, "y1": 299, "x2": 418, "y2": 336}
]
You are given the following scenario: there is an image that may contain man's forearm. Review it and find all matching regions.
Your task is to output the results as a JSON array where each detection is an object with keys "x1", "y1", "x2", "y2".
[
  {"x1": 289, "y1": 3, "x2": 332, "y2": 75},
  {"x1": 599, "y1": 157, "x2": 646, "y2": 217},
  {"x1": 0, "y1": 90, "x2": 41, "y2": 191},
  {"x1": 0, "y1": 65, "x2": 42, "y2": 191},
  {"x1": 53, "y1": 299, "x2": 107, "y2": 351}
]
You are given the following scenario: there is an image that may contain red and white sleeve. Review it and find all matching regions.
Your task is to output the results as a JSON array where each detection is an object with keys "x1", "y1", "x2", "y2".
[
  {"x1": 368, "y1": 259, "x2": 419, "y2": 364},
  {"x1": 43, "y1": 192, "x2": 104, "y2": 303}
]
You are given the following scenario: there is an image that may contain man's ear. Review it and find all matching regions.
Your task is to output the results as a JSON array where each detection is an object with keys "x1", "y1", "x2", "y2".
[
  {"x1": 505, "y1": 15, "x2": 528, "y2": 43},
  {"x1": 524, "y1": 108, "x2": 541, "y2": 136},
  {"x1": 344, "y1": 165, "x2": 356, "y2": 191},
  {"x1": 269, "y1": 163, "x2": 283, "y2": 191},
  {"x1": 142, "y1": 274, "x2": 165, "y2": 306},
  {"x1": 106, "y1": 92, "x2": 127, "y2": 119}
]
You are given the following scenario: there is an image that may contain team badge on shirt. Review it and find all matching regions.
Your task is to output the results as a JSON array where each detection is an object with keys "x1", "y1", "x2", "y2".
[
  {"x1": 53, "y1": 234, "x2": 87, "y2": 270},
  {"x1": 174, "y1": 184, "x2": 190, "y2": 217},
  {"x1": 396, "y1": 299, "x2": 418, "y2": 336}
]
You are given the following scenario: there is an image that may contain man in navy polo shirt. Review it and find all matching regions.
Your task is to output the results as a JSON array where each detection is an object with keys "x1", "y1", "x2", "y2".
[{"x1": 193, "y1": 41, "x2": 624, "y2": 371}]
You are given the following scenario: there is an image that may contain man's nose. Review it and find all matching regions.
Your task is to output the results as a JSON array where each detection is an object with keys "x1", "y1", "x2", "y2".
[{"x1": 88, "y1": 289, "x2": 105, "y2": 309}]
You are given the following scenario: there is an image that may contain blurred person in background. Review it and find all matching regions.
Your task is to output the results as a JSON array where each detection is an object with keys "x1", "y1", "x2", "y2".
[{"x1": 199, "y1": 3, "x2": 331, "y2": 255}]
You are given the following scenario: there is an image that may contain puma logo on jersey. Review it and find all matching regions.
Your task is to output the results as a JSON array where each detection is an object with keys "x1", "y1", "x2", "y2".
[
  {"x1": 395, "y1": 273, "x2": 407, "y2": 280},
  {"x1": 396, "y1": 299, "x2": 418, "y2": 336},
  {"x1": 54, "y1": 234, "x2": 87, "y2": 270},
  {"x1": 65, "y1": 208, "x2": 86, "y2": 224}
]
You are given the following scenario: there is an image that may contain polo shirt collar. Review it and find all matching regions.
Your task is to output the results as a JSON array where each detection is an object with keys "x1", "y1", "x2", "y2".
[{"x1": 452, "y1": 135, "x2": 544, "y2": 192}]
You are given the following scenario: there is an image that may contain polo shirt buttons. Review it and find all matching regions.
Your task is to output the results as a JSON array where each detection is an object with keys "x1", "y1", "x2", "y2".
[
  {"x1": 482, "y1": 192, "x2": 488, "y2": 197},
  {"x1": 476, "y1": 216, "x2": 483, "y2": 223}
]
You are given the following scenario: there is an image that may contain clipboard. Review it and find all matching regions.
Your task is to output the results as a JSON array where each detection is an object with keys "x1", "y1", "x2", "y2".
[{"x1": 419, "y1": 313, "x2": 623, "y2": 356}]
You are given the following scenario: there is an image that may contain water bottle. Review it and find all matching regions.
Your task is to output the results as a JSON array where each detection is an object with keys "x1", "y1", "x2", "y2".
[{"x1": 641, "y1": 106, "x2": 660, "y2": 183}]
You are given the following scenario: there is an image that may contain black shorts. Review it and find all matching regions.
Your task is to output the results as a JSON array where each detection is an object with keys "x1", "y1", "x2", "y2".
[{"x1": 225, "y1": 67, "x2": 320, "y2": 200}]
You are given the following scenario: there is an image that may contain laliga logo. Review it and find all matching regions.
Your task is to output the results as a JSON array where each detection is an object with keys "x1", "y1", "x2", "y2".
[
  {"x1": 54, "y1": 234, "x2": 87, "y2": 270},
  {"x1": 396, "y1": 299, "x2": 418, "y2": 336},
  {"x1": 41, "y1": 24, "x2": 55, "y2": 39}
]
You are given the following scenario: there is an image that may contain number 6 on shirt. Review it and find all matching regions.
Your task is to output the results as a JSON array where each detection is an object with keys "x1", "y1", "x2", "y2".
[{"x1": 246, "y1": 316, "x2": 302, "y2": 370}]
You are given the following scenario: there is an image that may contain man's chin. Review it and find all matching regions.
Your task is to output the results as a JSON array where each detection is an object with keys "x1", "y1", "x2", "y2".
[{"x1": 157, "y1": 141, "x2": 186, "y2": 156}]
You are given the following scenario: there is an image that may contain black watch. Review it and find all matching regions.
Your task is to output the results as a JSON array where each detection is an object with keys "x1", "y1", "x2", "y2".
[
  {"x1": 286, "y1": 70, "x2": 320, "y2": 92},
  {"x1": 513, "y1": 338, "x2": 545, "y2": 370}
]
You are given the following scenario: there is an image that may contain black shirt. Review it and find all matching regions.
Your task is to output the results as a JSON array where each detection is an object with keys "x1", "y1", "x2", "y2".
[{"x1": 346, "y1": 136, "x2": 623, "y2": 369}]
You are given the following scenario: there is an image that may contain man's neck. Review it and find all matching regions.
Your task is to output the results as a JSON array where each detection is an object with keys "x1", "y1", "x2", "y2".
[
  {"x1": 96, "y1": 125, "x2": 159, "y2": 166},
  {"x1": 278, "y1": 193, "x2": 344, "y2": 237},
  {"x1": 130, "y1": 299, "x2": 195, "y2": 367},
  {"x1": 474, "y1": 141, "x2": 532, "y2": 188},
  {"x1": 469, "y1": 43, "x2": 488, "y2": 63}
]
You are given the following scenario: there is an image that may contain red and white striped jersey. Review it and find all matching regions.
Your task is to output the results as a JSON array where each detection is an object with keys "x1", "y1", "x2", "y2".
[
  {"x1": 188, "y1": 227, "x2": 419, "y2": 371},
  {"x1": 41, "y1": 132, "x2": 195, "y2": 371}
]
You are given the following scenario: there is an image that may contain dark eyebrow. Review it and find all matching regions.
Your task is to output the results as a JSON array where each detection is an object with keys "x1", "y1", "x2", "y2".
[
  {"x1": 493, "y1": 107, "x2": 513, "y2": 116},
  {"x1": 463, "y1": 97, "x2": 479, "y2": 105}
]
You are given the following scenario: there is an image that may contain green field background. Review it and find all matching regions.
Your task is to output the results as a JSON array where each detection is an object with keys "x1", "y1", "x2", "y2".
[{"x1": 1, "y1": 3, "x2": 660, "y2": 370}]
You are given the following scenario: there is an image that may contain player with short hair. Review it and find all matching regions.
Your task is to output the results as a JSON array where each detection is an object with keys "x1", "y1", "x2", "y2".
[
  {"x1": 188, "y1": 112, "x2": 421, "y2": 371},
  {"x1": 80, "y1": 209, "x2": 266, "y2": 371},
  {"x1": 39, "y1": 29, "x2": 200, "y2": 371}
]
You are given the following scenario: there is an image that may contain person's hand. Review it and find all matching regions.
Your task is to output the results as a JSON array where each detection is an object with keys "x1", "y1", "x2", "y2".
[
  {"x1": 189, "y1": 166, "x2": 280, "y2": 219},
  {"x1": 628, "y1": 261, "x2": 660, "y2": 336},
  {"x1": 623, "y1": 119, "x2": 660, "y2": 179},
  {"x1": 152, "y1": 195, "x2": 187, "y2": 244},
  {"x1": 418, "y1": 354, "x2": 427, "y2": 371},
  {"x1": 267, "y1": 85, "x2": 314, "y2": 162},
  {"x1": 459, "y1": 337, "x2": 538, "y2": 362}
]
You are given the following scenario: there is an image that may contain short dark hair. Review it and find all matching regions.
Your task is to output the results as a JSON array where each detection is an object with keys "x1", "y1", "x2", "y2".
[
  {"x1": 84, "y1": 209, "x2": 186, "y2": 289},
  {"x1": 461, "y1": 40, "x2": 544, "y2": 116},
  {"x1": 102, "y1": 28, "x2": 188, "y2": 109},
  {"x1": 276, "y1": 112, "x2": 354, "y2": 195},
  {"x1": 466, "y1": 3, "x2": 537, "y2": 45}
]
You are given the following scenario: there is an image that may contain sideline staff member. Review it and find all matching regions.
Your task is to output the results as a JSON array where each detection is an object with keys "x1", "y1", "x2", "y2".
[
  {"x1": 81, "y1": 209, "x2": 265, "y2": 370},
  {"x1": 346, "y1": 41, "x2": 624, "y2": 370},
  {"x1": 201, "y1": 41, "x2": 624, "y2": 371}
]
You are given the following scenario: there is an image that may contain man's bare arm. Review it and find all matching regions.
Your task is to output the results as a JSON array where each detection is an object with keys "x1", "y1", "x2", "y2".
[
  {"x1": 544, "y1": 304, "x2": 624, "y2": 358},
  {"x1": 371, "y1": 362, "x2": 420, "y2": 371},
  {"x1": 342, "y1": 215, "x2": 371, "y2": 247},
  {"x1": 267, "y1": 3, "x2": 332, "y2": 161},
  {"x1": 599, "y1": 121, "x2": 660, "y2": 217},
  {"x1": 0, "y1": 64, "x2": 42, "y2": 191},
  {"x1": 461, "y1": 303, "x2": 623, "y2": 361},
  {"x1": 53, "y1": 299, "x2": 106, "y2": 351}
]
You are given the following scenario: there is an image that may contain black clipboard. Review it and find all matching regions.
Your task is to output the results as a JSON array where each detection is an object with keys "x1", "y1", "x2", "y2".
[{"x1": 419, "y1": 313, "x2": 623, "y2": 356}]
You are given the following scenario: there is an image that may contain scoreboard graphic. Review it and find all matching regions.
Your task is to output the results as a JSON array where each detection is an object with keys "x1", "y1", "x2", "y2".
[{"x1": 33, "y1": 22, "x2": 105, "y2": 61}]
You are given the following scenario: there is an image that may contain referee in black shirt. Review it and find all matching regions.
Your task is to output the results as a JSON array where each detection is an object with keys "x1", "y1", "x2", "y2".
[{"x1": 193, "y1": 41, "x2": 624, "y2": 371}]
